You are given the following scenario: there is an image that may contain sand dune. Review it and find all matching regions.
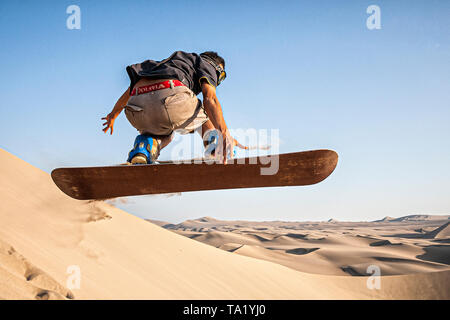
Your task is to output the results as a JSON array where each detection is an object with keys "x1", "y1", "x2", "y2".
[
  {"x1": 428, "y1": 222, "x2": 450, "y2": 239},
  {"x1": 161, "y1": 216, "x2": 450, "y2": 281},
  {"x1": 1, "y1": 148, "x2": 449, "y2": 299},
  {"x1": 375, "y1": 216, "x2": 396, "y2": 222},
  {"x1": 392, "y1": 215, "x2": 450, "y2": 222},
  {"x1": 0, "y1": 238, "x2": 74, "y2": 300}
]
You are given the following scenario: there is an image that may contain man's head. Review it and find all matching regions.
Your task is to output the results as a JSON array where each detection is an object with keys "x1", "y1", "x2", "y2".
[
  {"x1": 200, "y1": 51, "x2": 225, "y2": 69},
  {"x1": 200, "y1": 51, "x2": 226, "y2": 85}
]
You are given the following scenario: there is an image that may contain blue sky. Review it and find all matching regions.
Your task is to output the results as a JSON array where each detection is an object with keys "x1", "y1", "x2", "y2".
[{"x1": 0, "y1": 0, "x2": 449, "y2": 223}]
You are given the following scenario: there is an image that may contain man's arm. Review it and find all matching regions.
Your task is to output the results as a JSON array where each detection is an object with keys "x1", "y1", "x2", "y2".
[
  {"x1": 102, "y1": 87, "x2": 130, "y2": 134},
  {"x1": 201, "y1": 81, "x2": 234, "y2": 163},
  {"x1": 201, "y1": 81, "x2": 228, "y2": 133}
]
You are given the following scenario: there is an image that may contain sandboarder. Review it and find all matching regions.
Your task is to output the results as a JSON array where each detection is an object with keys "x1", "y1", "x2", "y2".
[
  {"x1": 53, "y1": 54, "x2": 339, "y2": 200},
  {"x1": 102, "y1": 50, "x2": 241, "y2": 164}
]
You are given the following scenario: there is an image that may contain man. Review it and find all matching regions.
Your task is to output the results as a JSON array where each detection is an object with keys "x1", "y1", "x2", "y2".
[{"x1": 102, "y1": 50, "x2": 240, "y2": 164}]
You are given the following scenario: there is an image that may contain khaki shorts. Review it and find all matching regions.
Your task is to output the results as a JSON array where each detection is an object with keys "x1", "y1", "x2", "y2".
[{"x1": 125, "y1": 84, "x2": 208, "y2": 136}]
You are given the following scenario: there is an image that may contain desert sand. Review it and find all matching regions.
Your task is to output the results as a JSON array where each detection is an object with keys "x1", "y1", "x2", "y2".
[
  {"x1": 156, "y1": 216, "x2": 450, "y2": 277},
  {"x1": 0, "y1": 148, "x2": 449, "y2": 299}
]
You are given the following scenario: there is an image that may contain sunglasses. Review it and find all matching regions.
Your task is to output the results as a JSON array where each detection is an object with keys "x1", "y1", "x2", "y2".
[{"x1": 216, "y1": 66, "x2": 227, "y2": 85}]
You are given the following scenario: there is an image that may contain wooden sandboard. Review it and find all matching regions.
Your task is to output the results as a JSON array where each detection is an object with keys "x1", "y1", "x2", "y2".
[{"x1": 51, "y1": 149, "x2": 338, "y2": 200}]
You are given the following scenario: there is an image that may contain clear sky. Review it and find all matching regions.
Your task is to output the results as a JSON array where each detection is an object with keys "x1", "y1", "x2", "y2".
[{"x1": 1, "y1": 0, "x2": 449, "y2": 223}]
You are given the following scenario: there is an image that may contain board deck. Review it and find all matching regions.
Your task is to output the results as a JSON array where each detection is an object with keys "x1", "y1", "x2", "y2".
[{"x1": 51, "y1": 150, "x2": 338, "y2": 200}]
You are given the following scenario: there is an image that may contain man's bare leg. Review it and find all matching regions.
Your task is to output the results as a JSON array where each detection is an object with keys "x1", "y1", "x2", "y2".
[
  {"x1": 195, "y1": 120, "x2": 221, "y2": 160},
  {"x1": 197, "y1": 120, "x2": 247, "y2": 160},
  {"x1": 156, "y1": 133, "x2": 175, "y2": 150},
  {"x1": 198, "y1": 120, "x2": 216, "y2": 147}
]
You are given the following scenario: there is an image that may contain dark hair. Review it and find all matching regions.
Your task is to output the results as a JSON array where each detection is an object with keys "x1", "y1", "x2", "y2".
[{"x1": 200, "y1": 51, "x2": 225, "y2": 69}]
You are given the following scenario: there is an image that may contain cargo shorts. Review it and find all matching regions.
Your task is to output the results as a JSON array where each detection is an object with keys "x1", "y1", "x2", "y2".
[{"x1": 124, "y1": 83, "x2": 208, "y2": 136}]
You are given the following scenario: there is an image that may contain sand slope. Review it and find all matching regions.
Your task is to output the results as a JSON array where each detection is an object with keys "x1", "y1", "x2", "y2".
[{"x1": 0, "y1": 148, "x2": 449, "y2": 299}]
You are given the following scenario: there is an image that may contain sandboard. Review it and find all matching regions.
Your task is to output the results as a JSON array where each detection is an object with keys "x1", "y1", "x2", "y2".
[{"x1": 51, "y1": 149, "x2": 338, "y2": 200}]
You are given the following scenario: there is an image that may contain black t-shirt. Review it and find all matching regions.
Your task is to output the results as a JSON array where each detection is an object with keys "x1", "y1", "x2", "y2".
[{"x1": 126, "y1": 51, "x2": 218, "y2": 95}]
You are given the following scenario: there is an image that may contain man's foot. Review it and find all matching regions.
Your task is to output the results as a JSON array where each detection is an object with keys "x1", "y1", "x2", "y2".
[
  {"x1": 130, "y1": 154, "x2": 148, "y2": 164},
  {"x1": 203, "y1": 130, "x2": 218, "y2": 159},
  {"x1": 127, "y1": 134, "x2": 160, "y2": 164}
]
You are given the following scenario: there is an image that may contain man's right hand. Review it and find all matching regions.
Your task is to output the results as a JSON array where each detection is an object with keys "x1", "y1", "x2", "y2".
[
  {"x1": 102, "y1": 87, "x2": 130, "y2": 135},
  {"x1": 102, "y1": 112, "x2": 117, "y2": 134}
]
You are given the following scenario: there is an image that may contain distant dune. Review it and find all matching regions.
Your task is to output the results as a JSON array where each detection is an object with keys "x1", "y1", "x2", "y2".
[
  {"x1": 375, "y1": 216, "x2": 397, "y2": 222},
  {"x1": 1, "y1": 148, "x2": 449, "y2": 299},
  {"x1": 146, "y1": 219, "x2": 172, "y2": 228},
  {"x1": 428, "y1": 222, "x2": 450, "y2": 239},
  {"x1": 156, "y1": 215, "x2": 450, "y2": 282},
  {"x1": 392, "y1": 215, "x2": 450, "y2": 222}
]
